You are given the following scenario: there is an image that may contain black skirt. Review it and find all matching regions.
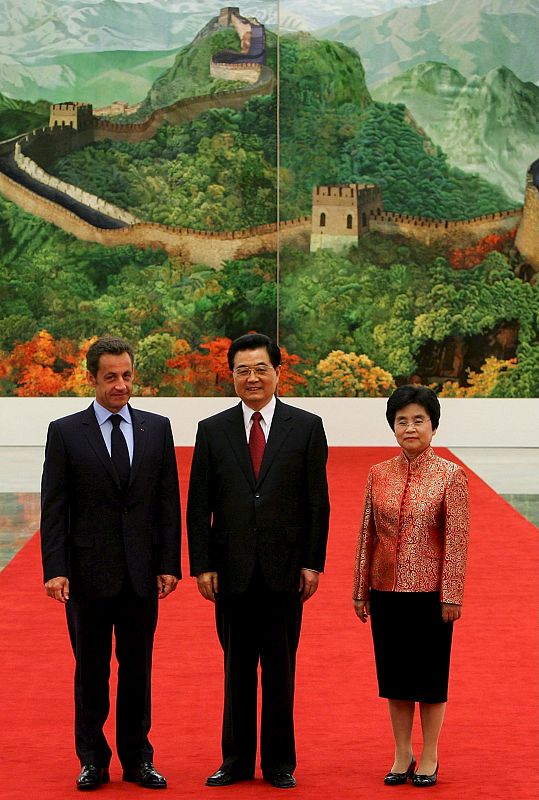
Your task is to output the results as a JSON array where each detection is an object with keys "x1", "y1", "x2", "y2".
[{"x1": 370, "y1": 590, "x2": 454, "y2": 704}]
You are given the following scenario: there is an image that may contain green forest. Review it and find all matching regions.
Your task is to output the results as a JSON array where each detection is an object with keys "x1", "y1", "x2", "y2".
[
  {"x1": 0, "y1": 94, "x2": 49, "y2": 140},
  {"x1": 0, "y1": 25, "x2": 536, "y2": 398},
  {"x1": 0, "y1": 193, "x2": 537, "y2": 396}
]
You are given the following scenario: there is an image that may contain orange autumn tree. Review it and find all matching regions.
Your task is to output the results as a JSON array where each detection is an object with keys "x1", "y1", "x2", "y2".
[
  {"x1": 278, "y1": 348, "x2": 307, "y2": 396},
  {"x1": 199, "y1": 336, "x2": 235, "y2": 392},
  {"x1": 166, "y1": 337, "x2": 233, "y2": 395},
  {"x1": 438, "y1": 357, "x2": 517, "y2": 397},
  {"x1": 9, "y1": 330, "x2": 77, "y2": 396},
  {"x1": 63, "y1": 336, "x2": 98, "y2": 396},
  {"x1": 313, "y1": 351, "x2": 395, "y2": 397},
  {"x1": 450, "y1": 229, "x2": 516, "y2": 270}
]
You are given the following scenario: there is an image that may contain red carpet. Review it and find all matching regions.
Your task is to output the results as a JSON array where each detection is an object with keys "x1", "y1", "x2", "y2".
[{"x1": 0, "y1": 447, "x2": 537, "y2": 799}]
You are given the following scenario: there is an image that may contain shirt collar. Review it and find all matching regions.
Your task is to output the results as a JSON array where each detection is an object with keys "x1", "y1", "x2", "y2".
[
  {"x1": 93, "y1": 399, "x2": 131, "y2": 426},
  {"x1": 241, "y1": 395, "x2": 276, "y2": 428}
]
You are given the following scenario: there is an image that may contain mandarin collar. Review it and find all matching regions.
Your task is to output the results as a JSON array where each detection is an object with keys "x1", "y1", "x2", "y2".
[{"x1": 399, "y1": 445, "x2": 435, "y2": 472}]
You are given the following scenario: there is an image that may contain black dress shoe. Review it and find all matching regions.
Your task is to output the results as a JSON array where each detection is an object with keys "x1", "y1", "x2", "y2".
[
  {"x1": 265, "y1": 772, "x2": 296, "y2": 789},
  {"x1": 206, "y1": 768, "x2": 253, "y2": 786},
  {"x1": 412, "y1": 763, "x2": 439, "y2": 787},
  {"x1": 383, "y1": 758, "x2": 416, "y2": 785},
  {"x1": 77, "y1": 764, "x2": 110, "y2": 791},
  {"x1": 122, "y1": 762, "x2": 167, "y2": 789}
]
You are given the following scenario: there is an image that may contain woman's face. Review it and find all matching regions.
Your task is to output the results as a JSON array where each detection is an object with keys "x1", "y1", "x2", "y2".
[{"x1": 393, "y1": 402, "x2": 436, "y2": 460}]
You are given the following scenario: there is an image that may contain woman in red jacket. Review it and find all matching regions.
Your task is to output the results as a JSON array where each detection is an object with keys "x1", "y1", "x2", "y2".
[{"x1": 353, "y1": 385, "x2": 469, "y2": 787}]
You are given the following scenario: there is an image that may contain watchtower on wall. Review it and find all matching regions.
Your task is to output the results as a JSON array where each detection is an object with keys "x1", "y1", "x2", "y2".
[
  {"x1": 219, "y1": 7, "x2": 240, "y2": 26},
  {"x1": 49, "y1": 102, "x2": 94, "y2": 131},
  {"x1": 515, "y1": 160, "x2": 539, "y2": 274},
  {"x1": 310, "y1": 183, "x2": 383, "y2": 252}
]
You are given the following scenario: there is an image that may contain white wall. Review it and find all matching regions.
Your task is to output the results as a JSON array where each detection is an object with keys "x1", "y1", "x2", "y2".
[{"x1": 1, "y1": 397, "x2": 537, "y2": 447}]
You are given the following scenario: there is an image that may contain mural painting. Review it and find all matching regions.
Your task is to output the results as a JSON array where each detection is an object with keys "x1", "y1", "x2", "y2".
[{"x1": 0, "y1": 0, "x2": 537, "y2": 398}]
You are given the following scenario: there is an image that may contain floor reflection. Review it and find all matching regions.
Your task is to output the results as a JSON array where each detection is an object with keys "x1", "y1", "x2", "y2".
[
  {"x1": 0, "y1": 493, "x2": 40, "y2": 571},
  {"x1": 0, "y1": 448, "x2": 537, "y2": 573},
  {"x1": 502, "y1": 494, "x2": 539, "y2": 528}
]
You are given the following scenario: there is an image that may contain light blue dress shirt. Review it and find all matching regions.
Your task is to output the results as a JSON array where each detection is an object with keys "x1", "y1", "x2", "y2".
[{"x1": 93, "y1": 400, "x2": 134, "y2": 465}]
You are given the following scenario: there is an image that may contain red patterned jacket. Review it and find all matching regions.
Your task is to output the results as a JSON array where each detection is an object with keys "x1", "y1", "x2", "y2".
[{"x1": 353, "y1": 447, "x2": 469, "y2": 605}]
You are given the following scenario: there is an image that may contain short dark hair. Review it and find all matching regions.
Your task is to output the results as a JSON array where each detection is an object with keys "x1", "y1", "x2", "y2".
[
  {"x1": 227, "y1": 333, "x2": 281, "y2": 370},
  {"x1": 86, "y1": 335, "x2": 135, "y2": 377},
  {"x1": 386, "y1": 385, "x2": 441, "y2": 430}
]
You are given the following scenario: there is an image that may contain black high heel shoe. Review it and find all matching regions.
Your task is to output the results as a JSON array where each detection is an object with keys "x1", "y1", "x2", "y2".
[
  {"x1": 383, "y1": 758, "x2": 416, "y2": 785},
  {"x1": 412, "y1": 762, "x2": 439, "y2": 787}
]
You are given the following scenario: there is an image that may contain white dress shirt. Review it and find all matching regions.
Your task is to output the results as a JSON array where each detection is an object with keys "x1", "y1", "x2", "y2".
[{"x1": 241, "y1": 395, "x2": 276, "y2": 442}]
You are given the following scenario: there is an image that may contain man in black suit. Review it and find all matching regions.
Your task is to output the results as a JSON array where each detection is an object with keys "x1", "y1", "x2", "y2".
[
  {"x1": 40, "y1": 335, "x2": 181, "y2": 791},
  {"x1": 187, "y1": 333, "x2": 330, "y2": 789}
]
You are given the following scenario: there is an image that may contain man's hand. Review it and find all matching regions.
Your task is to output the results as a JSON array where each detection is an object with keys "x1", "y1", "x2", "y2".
[
  {"x1": 299, "y1": 569, "x2": 320, "y2": 603},
  {"x1": 45, "y1": 576, "x2": 70, "y2": 603},
  {"x1": 157, "y1": 574, "x2": 178, "y2": 599},
  {"x1": 353, "y1": 599, "x2": 370, "y2": 623},
  {"x1": 196, "y1": 572, "x2": 218, "y2": 602},
  {"x1": 441, "y1": 602, "x2": 461, "y2": 622}
]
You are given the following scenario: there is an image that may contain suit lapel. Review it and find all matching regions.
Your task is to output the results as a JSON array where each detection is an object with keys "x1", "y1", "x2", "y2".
[
  {"x1": 80, "y1": 404, "x2": 119, "y2": 488},
  {"x1": 129, "y1": 406, "x2": 147, "y2": 488},
  {"x1": 256, "y1": 398, "x2": 293, "y2": 486},
  {"x1": 224, "y1": 402, "x2": 256, "y2": 488}
]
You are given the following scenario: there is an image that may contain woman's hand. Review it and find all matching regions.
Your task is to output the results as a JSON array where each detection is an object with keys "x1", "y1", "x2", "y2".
[
  {"x1": 353, "y1": 599, "x2": 370, "y2": 623},
  {"x1": 441, "y1": 602, "x2": 461, "y2": 622}
]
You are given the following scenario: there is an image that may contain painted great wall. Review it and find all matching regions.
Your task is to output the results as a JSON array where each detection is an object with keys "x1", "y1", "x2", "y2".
[
  {"x1": 309, "y1": 183, "x2": 528, "y2": 260},
  {"x1": 0, "y1": 7, "x2": 285, "y2": 268},
  {"x1": 0, "y1": 6, "x2": 537, "y2": 273}
]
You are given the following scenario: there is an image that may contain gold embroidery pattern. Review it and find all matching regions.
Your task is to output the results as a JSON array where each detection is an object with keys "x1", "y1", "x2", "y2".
[{"x1": 353, "y1": 447, "x2": 469, "y2": 604}]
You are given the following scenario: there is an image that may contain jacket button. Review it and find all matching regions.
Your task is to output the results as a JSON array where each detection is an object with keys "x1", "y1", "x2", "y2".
[{"x1": 255, "y1": 493, "x2": 260, "y2": 498}]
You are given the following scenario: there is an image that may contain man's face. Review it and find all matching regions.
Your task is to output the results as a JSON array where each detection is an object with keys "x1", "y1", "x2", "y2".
[
  {"x1": 87, "y1": 352, "x2": 134, "y2": 413},
  {"x1": 232, "y1": 347, "x2": 280, "y2": 411}
]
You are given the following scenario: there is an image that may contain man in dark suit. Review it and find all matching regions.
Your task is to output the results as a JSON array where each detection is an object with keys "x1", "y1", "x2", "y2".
[
  {"x1": 187, "y1": 333, "x2": 330, "y2": 789},
  {"x1": 40, "y1": 335, "x2": 181, "y2": 791}
]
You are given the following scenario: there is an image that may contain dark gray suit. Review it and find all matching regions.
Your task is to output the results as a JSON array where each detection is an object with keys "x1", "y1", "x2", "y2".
[
  {"x1": 187, "y1": 398, "x2": 329, "y2": 777},
  {"x1": 40, "y1": 404, "x2": 181, "y2": 768}
]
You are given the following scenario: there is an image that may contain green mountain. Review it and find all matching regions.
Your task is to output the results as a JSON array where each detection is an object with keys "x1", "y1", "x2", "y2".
[
  {"x1": 372, "y1": 61, "x2": 466, "y2": 123},
  {"x1": 373, "y1": 62, "x2": 539, "y2": 202},
  {"x1": 49, "y1": 28, "x2": 515, "y2": 229},
  {"x1": 0, "y1": 94, "x2": 49, "y2": 139},
  {"x1": 135, "y1": 29, "x2": 275, "y2": 119},
  {"x1": 0, "y1": 49, "x2": 179, "y2": 107},
  {"x1": 278, "y1": 32, "x2": 372, "y2": 214},
  {"x1": 316, "y1": 0, "x2": 539, "y2": 86}
]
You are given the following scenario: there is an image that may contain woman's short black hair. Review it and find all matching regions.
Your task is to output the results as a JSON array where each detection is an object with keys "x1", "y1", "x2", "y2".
[
  {"x1": 227, "y1": 333, "x2": 281, "y2": 370},
  {"x1": 386, "y1": 385, "x2": 441, "y2": 430}
]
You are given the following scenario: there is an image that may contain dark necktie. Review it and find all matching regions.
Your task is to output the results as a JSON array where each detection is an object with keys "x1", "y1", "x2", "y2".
[
  {"x1": 248, "y1": 411, "x2": 266, "y2": 480},
  {"x1": 109, "y1": 414, "x2": 130, "y2": 490}
]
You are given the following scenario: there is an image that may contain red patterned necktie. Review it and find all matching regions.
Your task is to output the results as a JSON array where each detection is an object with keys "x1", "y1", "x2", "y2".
[{"x1": 248, "y1": 411, "x2": 266, "y2": 480}]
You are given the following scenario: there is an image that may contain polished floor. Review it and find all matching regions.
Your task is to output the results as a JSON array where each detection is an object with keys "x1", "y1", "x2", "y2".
[{"x1": 0, "y1": 446, "x2": 537, "y2": 572}]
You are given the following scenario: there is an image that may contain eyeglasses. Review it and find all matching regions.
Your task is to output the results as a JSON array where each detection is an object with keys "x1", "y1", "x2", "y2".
[
  {"x1": 395, "y1": 417, "x2": 431, "y2": 430},
  {"x1": 233, "y1": 365, "x2": 273, "y2": 378}
]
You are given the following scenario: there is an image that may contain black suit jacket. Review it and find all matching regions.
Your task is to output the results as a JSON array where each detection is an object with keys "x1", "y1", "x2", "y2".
[
  {"x1": 40, "y1": 404, "x2": 181, "y2": 599},
  {"x1": 187, "y1": 399, "x2": 330, "y2": 593}
]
